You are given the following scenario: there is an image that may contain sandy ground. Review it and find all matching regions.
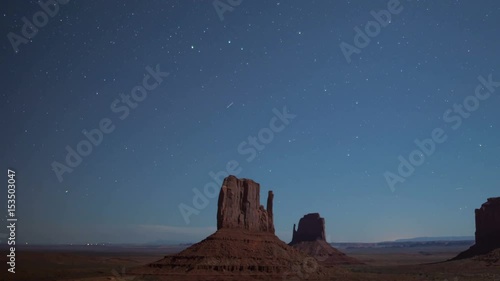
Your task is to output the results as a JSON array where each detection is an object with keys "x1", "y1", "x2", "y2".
[{"x1": 1, "y1": 245, "x2": 499, "y2": 281}]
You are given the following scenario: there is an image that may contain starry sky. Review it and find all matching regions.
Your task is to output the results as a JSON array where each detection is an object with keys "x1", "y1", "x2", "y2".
[{"x1": 1, "y1": 0, "x2": 499, "y2": 245}]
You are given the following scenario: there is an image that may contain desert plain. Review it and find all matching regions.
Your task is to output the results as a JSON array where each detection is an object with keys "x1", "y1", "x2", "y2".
[{"x1": 1, "y1": 242, "x2": 500, "y2": 281}]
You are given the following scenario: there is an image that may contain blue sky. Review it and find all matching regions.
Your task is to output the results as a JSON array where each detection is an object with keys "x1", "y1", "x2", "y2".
[{"x1": 1, "y1": 0, "x2": 499, "y2": 244}]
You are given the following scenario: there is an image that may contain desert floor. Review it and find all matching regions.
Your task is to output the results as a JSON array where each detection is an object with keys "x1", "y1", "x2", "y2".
[{"x1": 1, "y1": 244, "x2": 499, "y2": 281}]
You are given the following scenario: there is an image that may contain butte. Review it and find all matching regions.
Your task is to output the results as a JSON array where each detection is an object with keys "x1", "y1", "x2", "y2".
[
  {"x1": 453, "y1": 197, "x2": 500, "y2": 260},
  {"x1": 130, "y1": 175, "x2": 341, "y2": 280},
  {"x1": 289, "y1": 213, "x2": 362, "y2": 266}
]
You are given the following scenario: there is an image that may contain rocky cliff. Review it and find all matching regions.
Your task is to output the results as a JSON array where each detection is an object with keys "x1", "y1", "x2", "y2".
[
  {"x1": 217, "y1": 175, "x2": 274, "y2": 233},
  {"x1": 289, "y1": 213, "x2": 362, "y2": 266},
  {"x1": 475, "y1": 197, "x2": 500, "y2": 249},
  {"x1": 453, "y1": 197, "x2": 500, "y2": 260},
  {"x1": 290, "y1": 213, "x2": 326, "y2": 244}
]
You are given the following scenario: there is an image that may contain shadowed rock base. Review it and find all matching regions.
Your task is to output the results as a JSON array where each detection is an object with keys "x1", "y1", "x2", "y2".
[
  {"x1": 130, "y1": 229, "x2": 345, "y2": 280},
  {"x1": 291, "y1": 240, "x2": 363, "y2": 266}
]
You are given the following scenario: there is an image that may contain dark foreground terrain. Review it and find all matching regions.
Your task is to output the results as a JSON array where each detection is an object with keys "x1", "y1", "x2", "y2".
[{"x1": 1, "y1": 243, "x2": 499, "y2": 281}]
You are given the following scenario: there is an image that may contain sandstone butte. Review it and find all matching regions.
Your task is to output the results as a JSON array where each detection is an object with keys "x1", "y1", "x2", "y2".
[
  {"x1": 289, "y1": 213, "x2": 362, "y2": 266},
  {"x1": 130, "y1": 175, "x2": 346, "y2": 280},
  {"x1": 453, "y1": 197, "x2": 500, "y2": 260}
]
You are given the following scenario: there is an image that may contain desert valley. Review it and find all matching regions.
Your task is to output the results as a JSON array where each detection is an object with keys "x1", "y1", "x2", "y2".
[{"x1": 2, "y1": 176, "x2": 499, "y2": 281}]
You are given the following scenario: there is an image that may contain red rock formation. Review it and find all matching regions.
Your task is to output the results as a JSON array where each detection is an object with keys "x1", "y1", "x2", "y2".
[
  {"x1": 217, "y1": 176, "x2": 274, "y2": 233},
  {"x1": 267, "y1": 190, "x2": 275, "y2": 233},
  {"x1": 290, "y1": 213, "x2": 326, "y2": 244},
  {"x1": 453, "y1": 197, "x2": 500, "y2": 260},
  {"x1": 475, "y1": 197, "x2": 500, "y2": 249},
  {"x1": 131, "y1": 176, "x2": 338, "y2": 280},
  {"x1": 289, "y1": 213, "x2": 362, "y2": 266}
]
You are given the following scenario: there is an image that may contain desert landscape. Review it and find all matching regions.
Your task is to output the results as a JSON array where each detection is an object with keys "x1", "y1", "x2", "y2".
[
  {"x1": 3, "y1": 1, "x2": 500, "y2": 280},
  {"x1": 2, "y1": 176, "x2": 499, "y2": 281},
  {"x1": 3, "y1": 243, "x2": 499, "y2": 281}
]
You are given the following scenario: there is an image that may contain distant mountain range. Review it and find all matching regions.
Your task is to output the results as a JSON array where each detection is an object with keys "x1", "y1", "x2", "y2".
[
  {"x1": 331, "y1": 236, "x2": 475, "y2": 250},
  {"x1": 11, "y1": 236, "x2": 475, "y2": 248},
  {"x1": 393, "y1": 236, "x2": 474, "y2": 242}
]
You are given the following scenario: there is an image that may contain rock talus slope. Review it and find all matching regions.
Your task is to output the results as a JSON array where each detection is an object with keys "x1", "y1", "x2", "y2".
[{"x1": 131, "y1": 176, "x2": 340, "y2": 280}]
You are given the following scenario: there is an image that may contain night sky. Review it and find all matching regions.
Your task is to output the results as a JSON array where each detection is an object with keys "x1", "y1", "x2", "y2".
[{"x1": 1, "y1": 0, "x2": 499, "y2": 245}]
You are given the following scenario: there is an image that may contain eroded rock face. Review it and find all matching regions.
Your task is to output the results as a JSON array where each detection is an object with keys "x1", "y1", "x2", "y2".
[
  {"x1": 289, "y1": 213, "x2": 362, "y2": 266},
  {"x1": 290, "y1": 213, "x2": 326, "y2": 245},
  {"x1": 475, "y1": 197, "x2": 500, "y2": 249},
  {"x1": 453, "y1": 197, "x2": 500, "y2": 260},
  {"x1": 133, "y1": 176, "x2": 334, "y2": 280},
  {"x1": 217, "y1": 175, "x2": 274, "y2": 233},
  {"x1": 267, "y1": 190, "x2": 275, "y2": 233}
]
